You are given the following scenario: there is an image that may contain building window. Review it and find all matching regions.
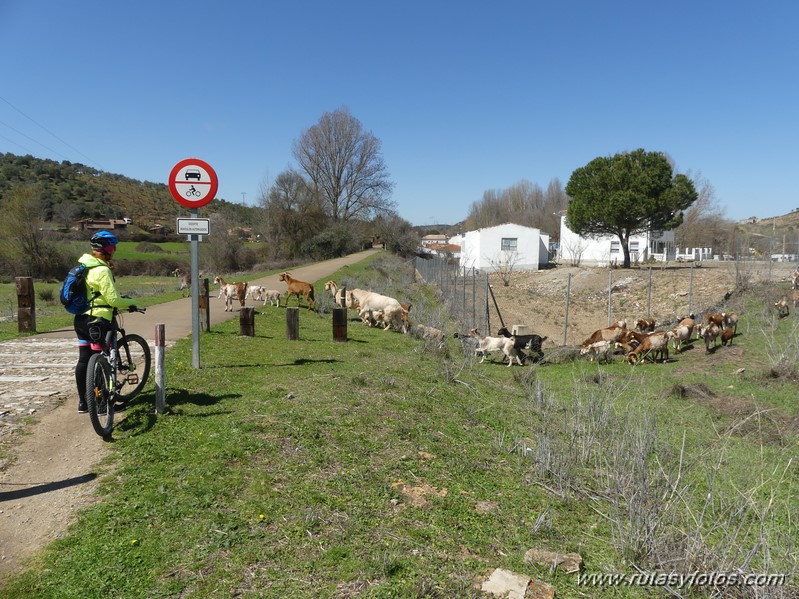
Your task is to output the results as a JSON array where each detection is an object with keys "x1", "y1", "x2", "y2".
[
  {"x1": 610, "y1": 240, "x2": 620, "y2": 254},
  {"x1": 629, "y1": 240, "x2": 639, "y2": 253},
  {"x1": 501, "y1": 238, "x2": 518, "y2": 252}
]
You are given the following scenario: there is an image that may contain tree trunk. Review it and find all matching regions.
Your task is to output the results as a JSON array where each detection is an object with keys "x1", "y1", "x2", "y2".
[{"x1": 620, "y1": 233, "x2": 632, "y2": 268}]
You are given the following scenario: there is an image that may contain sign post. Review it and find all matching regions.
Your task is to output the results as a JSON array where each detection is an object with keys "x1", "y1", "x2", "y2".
[{"x1": 168, "y1": 158, "x2": 218, "y2": 369}]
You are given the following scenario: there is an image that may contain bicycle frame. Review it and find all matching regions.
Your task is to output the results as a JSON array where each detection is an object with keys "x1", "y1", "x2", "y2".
[{"x1": 85, "y1": 307, "x2": 150, "y2": 437}]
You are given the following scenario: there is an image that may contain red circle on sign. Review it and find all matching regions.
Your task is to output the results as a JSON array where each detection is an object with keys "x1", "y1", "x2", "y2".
[{"x1": 169, "y1": 158, "x2": 218, "y2": 208}]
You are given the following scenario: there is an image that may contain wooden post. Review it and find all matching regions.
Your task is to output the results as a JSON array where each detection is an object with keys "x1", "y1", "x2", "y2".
[
  {"x1": 15, "y1": 277, "x2": 36, "y2": 333},
  {"x1": 286, "y1": 307, "x2": 299, "y2": 340},
  {"x1": 339, "y1": 286, "x2": 347, "y2": 307},
  {"x1": 155, "y1": 324, "x2": 166, "y2": 414},
  {"x1": 239, "y1": 307, "x2": 255, "y2": 336},
  {"x1": 199, "y1": 278, "x2": 210, "y2": 332},
  {"x1": 332, "y1": 307, "x2": 347, "y2": 342}
]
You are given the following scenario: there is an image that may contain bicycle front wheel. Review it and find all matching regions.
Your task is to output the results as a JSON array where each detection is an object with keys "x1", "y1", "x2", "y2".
[
  {"x1": 115, "y1": 334, "x2": 151, "y2": 402},
  {"x1": 86, "y1": 353, "x2": 115, "y2": 437}
]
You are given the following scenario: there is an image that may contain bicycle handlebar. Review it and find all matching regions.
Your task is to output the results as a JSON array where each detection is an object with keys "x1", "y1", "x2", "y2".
[{"x1": 113, "y1": 306, "x2": 146, "y2": 315}]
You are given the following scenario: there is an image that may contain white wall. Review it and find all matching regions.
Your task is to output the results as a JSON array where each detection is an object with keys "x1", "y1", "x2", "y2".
[
  {"x1": 558, "y1": 216, "x2": 675, "y2": 265},
  {"x1": 455, "y1": 223, "x2": 550, "y2": 271}
]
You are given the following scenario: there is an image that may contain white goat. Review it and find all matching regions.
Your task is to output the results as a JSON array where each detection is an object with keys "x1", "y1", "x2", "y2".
[
  {"x1": 350, "y1": 289, "x2": 404, "y2": 328},
  {"x1": 722, "y1": 312, "x2": 739, "y2": 334},
  {"x1": 323, "y1": 280, "x2": 362, "y2": 309},
  {"x1": 580, "y1": 339, "x2": 613, "y2": 363},
  {"x1": 670, "y1": 324, "x2": 693, "y2": 353},
  {"x1": 214, "y1": 276, "x2": 246, "y2": 312},
  {"x1": 245, "y1": 284, "x2": 264, "y2": 302},
  {"x1": 698, "y1": 322, "x2": 721, "y2": 353},
  {"x1": 260, "y1": 289, "x2": 282, "y2": 307},
  {"x1": 469, "y1": 329, "x2": 522, "y2": 367}
]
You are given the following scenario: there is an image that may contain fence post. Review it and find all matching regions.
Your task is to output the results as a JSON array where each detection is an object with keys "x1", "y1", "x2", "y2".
[
  {"x1": 332, "y1": 308, "x2": 348, "y2": 342},
  {"x1": 15, "y1": 277, "x2": 36, "y2": 333},
  {"x1": 607, "y1": 270, "x2": 613, "y2": 327},
  {"x1": 449, "y1": 268, "x2": 458, "y2": 318},
  {"x1": 689, "y1": 263, "x2": 694, "y2": 316},
  {"x1": 647, "y1": 267, "x2": 653, "y2": 318},
  {"x1": 471, "y1": 267, "x2": 477, "y2": 330},
  {"x1": 240, "y1": 307, "x2": 255, "y2": 336},
  {"x1": 155, "y1": 324, "x2": 165, "y2": 414},
  {"x1": 462, "y1": 265, "x2": 467, "y2": 327},
  {"x1": 286, "y1": 307, "x2": 299, "y2": 340},
  {"x1": 484, "y1": 273, "x2": 491, "y2": 333},
  {"x1": 199, "y1": 278, "x2": 210, "y2": 332},
  {"x1": 563, "y1": 272, "x2": 571, "y2": 346}
]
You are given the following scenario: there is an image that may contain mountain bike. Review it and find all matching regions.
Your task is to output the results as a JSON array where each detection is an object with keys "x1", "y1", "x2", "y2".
[{"x1": 85, "y1": 307, "x2": 151, "y2": 437}]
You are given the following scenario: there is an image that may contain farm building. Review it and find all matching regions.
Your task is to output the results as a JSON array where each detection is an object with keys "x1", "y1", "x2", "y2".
[
  {"x1": 448, "y1": 223, "x2": 551, "y2": 272},
  {"x1": 74, "y1": 218, "x2": 130, "y2": 231},
  {"x1": 556, "y1": 212, "x2": 682, "y2": 265}
]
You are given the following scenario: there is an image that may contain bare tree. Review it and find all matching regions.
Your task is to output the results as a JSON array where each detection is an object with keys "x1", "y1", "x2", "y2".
[
  {"x1": 488, "y1": 250, "x2": 521, "y2": 286},
  {"x1": 292, "y1": 107, "x2": 394, "y2": 221},
  {"x1": 562, "y1": 236, "x2": 588, "y2": 267},
  {"x1": 464, "y1": 178, "x2": 568, "y2": 234},
  {"x1": 674, "y1": 172, "x2": 730, "y2": 251}
]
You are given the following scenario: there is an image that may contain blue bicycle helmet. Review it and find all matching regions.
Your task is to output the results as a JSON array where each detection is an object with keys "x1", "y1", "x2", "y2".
[{"x1": 90, "y1": 230, "x2": 119, "y2": 250}]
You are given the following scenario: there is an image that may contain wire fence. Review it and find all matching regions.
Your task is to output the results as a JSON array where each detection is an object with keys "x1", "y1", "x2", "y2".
[{"x1": 415, "y1": 254, "x2": 798, "y2": 346}]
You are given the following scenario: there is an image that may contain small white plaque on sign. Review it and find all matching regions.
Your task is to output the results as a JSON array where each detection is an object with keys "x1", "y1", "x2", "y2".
[{"x1": 177, "y1": 218, "x2": 211, "y2": 235}]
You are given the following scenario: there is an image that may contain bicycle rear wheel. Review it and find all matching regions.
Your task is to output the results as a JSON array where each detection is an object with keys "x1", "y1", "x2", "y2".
[
  {"x1": 86, "y1": 353, "x2": 115, "y2": 437},
  {"x1": 115, "y1": 334, "x2": 151, "y2": 402}
]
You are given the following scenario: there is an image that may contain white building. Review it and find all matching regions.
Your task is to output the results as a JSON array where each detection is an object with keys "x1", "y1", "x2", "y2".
[
  {"x1": 557, "y1": 213, "x2": 679, "y2": 265},
  {"x1": 449, "y1": 223, "x2": 550, "y2": 271}
]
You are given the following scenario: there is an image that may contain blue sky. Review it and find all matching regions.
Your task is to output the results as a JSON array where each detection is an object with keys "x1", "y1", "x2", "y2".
[{"x1": 1, "y1": 1, "x2": 797, "y2": 227}]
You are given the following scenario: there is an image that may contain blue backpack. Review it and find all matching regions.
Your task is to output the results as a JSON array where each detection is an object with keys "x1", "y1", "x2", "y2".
[{"x1": 60, "y1": 263, "x2": 100, "y2": 315}]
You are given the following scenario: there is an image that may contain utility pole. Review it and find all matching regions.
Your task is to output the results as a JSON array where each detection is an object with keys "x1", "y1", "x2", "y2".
[{"x1": 241, "y1": 192, "x2": 247, "y2": 204}]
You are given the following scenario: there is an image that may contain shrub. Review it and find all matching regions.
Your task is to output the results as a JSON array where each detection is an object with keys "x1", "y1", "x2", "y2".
[{"x1": 37, "y1": 287, "x2": 55, "y2": 303}]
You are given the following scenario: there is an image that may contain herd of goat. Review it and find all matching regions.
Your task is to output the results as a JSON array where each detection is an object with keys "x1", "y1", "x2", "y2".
[{"x1": 170, "y1": 268, "x2": 799, "y2": 367}]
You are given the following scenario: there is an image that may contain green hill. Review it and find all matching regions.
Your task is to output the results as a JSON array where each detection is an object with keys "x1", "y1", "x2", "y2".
[{"x1": 0, "y1": 152, "x2": 259, "y2": 233}]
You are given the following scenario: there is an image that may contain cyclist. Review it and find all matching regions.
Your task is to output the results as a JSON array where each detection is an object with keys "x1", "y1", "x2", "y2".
[{"x1": 73, "y1": 230, "x2": 137, "y2": 413}]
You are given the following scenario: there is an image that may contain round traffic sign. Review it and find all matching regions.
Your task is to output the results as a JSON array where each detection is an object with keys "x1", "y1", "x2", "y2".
[{"x1": 168, "y1": 158, "x2": 218, "y2": 208}]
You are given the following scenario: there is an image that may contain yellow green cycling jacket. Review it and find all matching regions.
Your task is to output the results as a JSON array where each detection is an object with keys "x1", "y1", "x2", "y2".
[{"x1": 77, "y1": 253, "x2": 135, "y2": 321}]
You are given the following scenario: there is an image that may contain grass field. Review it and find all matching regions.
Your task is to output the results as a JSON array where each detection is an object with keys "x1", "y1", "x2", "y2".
[
  {"x1": 1, "y1": 254, "x2": 797, "y2": 598},
  {"x1": 0, "y1": 243, "x2": 282, "y2": 341}
]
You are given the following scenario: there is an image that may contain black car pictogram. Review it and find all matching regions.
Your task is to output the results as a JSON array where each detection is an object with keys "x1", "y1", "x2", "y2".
[{"x1": 185, "y1": 168, "x2": 202, "y2": 181}]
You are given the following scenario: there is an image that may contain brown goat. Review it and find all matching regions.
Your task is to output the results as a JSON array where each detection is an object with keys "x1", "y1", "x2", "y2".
[
  {"x1": 279, "y1": 272, "x2": 317, "y2": 310},
  {"x1": 720, "y1": 327, "x2": 735, "y2": 346},
  {"x1": 635, "y1": 318, "x2": 657, "y2": 333},
  {"x1": 626, "y1": 330, "x2": 673, "y2": 364},
  {"x1": 581, "y1": 325, "x2": 626, "y2": 348}
]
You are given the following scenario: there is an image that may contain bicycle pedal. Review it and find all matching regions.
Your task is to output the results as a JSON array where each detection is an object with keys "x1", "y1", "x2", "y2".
[{"x1": 125, "y1": 374, "x2": 140, "y2": 385}]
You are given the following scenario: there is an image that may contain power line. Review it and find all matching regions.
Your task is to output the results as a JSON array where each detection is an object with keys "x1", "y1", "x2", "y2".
[
  {"x1": 0, "y1": 131, "x2": 37, "y2": 155},
  {"x1": 0, "y1": 118, "x2": 74, "y2": 162},
  {"x1": 0, "y1": 95, "x2": 104, "y2": 169}
]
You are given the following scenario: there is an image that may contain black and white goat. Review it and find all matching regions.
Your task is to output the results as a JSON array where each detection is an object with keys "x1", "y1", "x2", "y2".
[{"x1": 496, "y1": 327, "x2": 547, "y2": 363}]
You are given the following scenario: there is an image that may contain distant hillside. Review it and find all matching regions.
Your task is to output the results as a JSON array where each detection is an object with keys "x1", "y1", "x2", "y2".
[
  {"x1": 0, "y1": 152, "x2": 259, "y2": 232},
  {"x1": 736, "y1": 209, "x2": 799, "y2": 256}
]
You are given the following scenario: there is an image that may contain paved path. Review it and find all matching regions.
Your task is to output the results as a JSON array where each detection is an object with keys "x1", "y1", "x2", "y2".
[{"x1": 0, "y1": 248, "x2": 379, "y2": 578}]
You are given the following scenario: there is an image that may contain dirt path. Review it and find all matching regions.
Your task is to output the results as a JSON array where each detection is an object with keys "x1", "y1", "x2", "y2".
[{"x1": 0, "y1": 249, "x2": 379, "y2": 581}]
